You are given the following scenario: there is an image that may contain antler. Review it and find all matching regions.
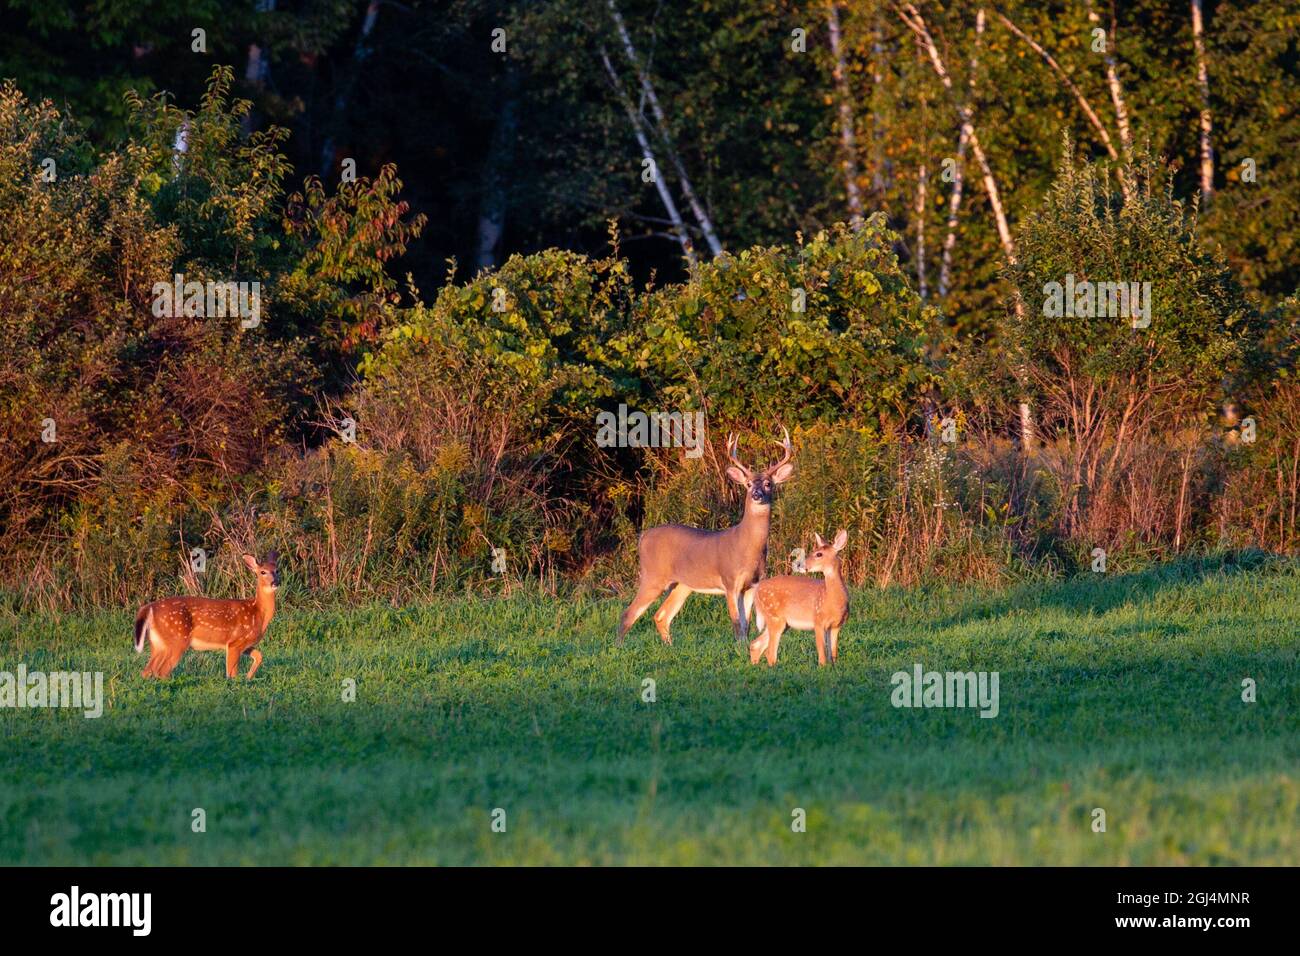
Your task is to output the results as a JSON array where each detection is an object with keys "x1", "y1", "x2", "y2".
[
  {"x1": 725, "y1": 432, "x2": 751, "y2": 476},
  {"x1": 768, "y1": 424, "x2": 793, "y2": 471}
]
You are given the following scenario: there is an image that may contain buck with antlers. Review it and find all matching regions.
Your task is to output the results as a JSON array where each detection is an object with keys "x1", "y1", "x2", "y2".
[
  {"x1": 133, "y1": 552, "x2": 280, "y2": 679},
  {"x1": 618, "y1": 428, "x2": 795, "y2": 647}
]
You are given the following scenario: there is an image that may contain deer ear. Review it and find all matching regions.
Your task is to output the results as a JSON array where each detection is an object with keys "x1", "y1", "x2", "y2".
[
  {"x1": 242, "y1": 554, "x2": 259, "y2": 570},
  {"x1": 725, "y1": 465, "x2": 750, "y2": 485},
  {"x1": 832, "y1": 529, "x2": 848, "y2": 551},
  {"x1": 813, "y1": 532, "x2": 826, "y2": 548},
  {"x1": 769, "y1": 461, "x2": 795, "y2": 484}
]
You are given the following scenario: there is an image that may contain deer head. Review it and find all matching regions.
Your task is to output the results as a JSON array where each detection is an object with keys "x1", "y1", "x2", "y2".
[
  {"x1": 805, "y1": 530, "x2": 848, "y2": 576},
  {"x1": 724, "y1": 426, "x2": 795, "y2": 509},
  {"x1": 242, "y1": 551, "x2": 280, "y2": 592}
]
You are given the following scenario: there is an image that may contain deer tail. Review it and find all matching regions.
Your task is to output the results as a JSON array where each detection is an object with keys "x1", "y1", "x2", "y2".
[{"x1": 133, "y1": 606, "x2": 150, "y2": 653}]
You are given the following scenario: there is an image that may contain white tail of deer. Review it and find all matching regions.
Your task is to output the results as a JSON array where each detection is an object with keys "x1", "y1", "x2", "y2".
[
  {"x1": 618, "y1": 428, "x2": 795, "y2": 647},
  {"x1": 745, "y1": 529, "x2": 848, "y2": 666},
  {"x1": 133, "y1": 552, "x2": 280, "y2": 679}
]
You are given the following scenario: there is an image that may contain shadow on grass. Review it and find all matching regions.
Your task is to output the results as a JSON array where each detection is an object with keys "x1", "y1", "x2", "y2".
[{"x1": 915, "y1": 549, "x2": 1293, "y2": 631}]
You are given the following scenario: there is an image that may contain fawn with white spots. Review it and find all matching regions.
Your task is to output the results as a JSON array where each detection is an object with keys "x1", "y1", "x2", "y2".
[
  {"x1": 744, "y1": 530, "x2": 848, "y2": 667},
  {"x1": 133, "y1": 553, "x2": 280, "y2": 679}
]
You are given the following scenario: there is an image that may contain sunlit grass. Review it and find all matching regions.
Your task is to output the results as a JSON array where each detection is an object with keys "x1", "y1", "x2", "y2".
[{"x1": 2, "y1": 560, "x2": 1296, "y2": 864}]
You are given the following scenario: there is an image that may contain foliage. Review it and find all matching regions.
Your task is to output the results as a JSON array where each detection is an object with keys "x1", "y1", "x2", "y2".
[
  {"x1": 1005, "y1": 145, "x2": 1263, "y2": 405},
  {"x1": 628, "y1": 216, "x2": 942, "y2": 428},
  {"x1": 0, "y1": 68, "x2": 423, "y2": 600}
]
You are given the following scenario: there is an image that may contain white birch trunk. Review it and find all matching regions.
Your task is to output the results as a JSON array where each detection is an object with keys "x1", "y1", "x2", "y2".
[
  {"x1": 599, "y1": 48, "x2": 697, "y2": 265},
  {"x1": 938, "y1": 7, "x2": 985, "y2": 298},
  {"x1": 1191, "y1": 0, "x2": 1214, "y2": 201},
  {"x1": 608, "y1": 0, "x2": 723, "y2": 257},
  {"x1": 827, "y1": 3, "x2": 865, "y2": 229},
  {"x1": 1086, "y1": 0, "x2": 1133, "y2": 162},
  {"x1": 899, "y1": 4, "x2": 1015, "y2": 264}
]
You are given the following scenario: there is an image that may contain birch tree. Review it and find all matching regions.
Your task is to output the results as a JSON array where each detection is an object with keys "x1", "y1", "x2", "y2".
[
  {"x1": 607, "y1": 0, "x2": 723, "y2": 257},
  {"x1": 994, "y1": 8, "x2": 1130, "y2": 201},
  {"x1": 827, "y1": 3, "x2": 864, "y2": 230},
  {"x1": 938, "y1": 6, "x2": 984, "y2": 299},
  {"x1": 1191, "y1": 0, "x2": 1215, "y2": 201},
  {"x1": 895, "y1": 3, "x2": 1015, "y2": 264},
  {"x1": 599, "y1": 47, "x2": 696, "y2": 264},
  {"x1": 1085, "y1": 0, "x2": 1133, "y2": 163}
]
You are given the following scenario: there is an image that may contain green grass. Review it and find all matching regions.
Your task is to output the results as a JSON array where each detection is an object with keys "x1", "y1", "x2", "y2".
[{"x1": 2, "y1": 559, "x2": 1297, "y2": 865}]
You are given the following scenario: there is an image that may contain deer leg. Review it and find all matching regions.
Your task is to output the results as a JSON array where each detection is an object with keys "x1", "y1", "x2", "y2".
[
  {"x1": 141, "y1": 643, "x2": 159, "y2": 678},
  {"x1": 653, "y1": 584, "x2": 692, "y2": 645},
  {"x1": 749, "y1": 629, "x2": 770, "y2": 665},
  {"x1": 245, "y1": 648, "x2": 263, "y2": 680},
  {"x1": 224, "y1": 645, "x2": 242, "y2": 679},
  {"x1": 155, "y1": 643, "x2": 188, "y2": 679},
  {"x1": 814, "y1": 626, "x2": 828, "y2": 667},
  {"x1": 618, "y1": 579, "x2": 668, "y2": 645},
  {"x1": 725, "y1": 588, "x2": 747, "y2": 647},
  {"x1": 765, "y1": 620, "x2": 786, "y2": 666},
  {"x1": 142, "y1": 627, "x2": 164, "y2": 678},
  {"x1": 829, "y1": 626, "x2": 840, "y2": 664}
]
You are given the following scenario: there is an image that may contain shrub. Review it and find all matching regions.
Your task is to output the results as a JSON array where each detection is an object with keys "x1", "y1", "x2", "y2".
[
  {"x1": 1003, "y1": 144, "x2": 1270, "y2": 552},
  {"x1": 627, "y1": 216, "x2": 943, "y2": 431}
]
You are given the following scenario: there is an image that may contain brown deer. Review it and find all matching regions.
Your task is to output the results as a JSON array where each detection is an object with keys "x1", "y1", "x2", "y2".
[
  {"x1": 618, "y1": 428, "x2": 794, "y2": 647},
  {"x1": 133, "y1": 553, "x2": 280, "y2": 679},
  {"x1": 745, "y1": 529, "x2": 848, "y2": 667}
]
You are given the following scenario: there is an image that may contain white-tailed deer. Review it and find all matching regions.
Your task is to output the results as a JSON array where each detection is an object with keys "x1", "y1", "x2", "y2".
[
  {"x1": 745, "y1": 529, "x2": 848, "y2": 667},
  {"x1": 618, "y1": 428, "x2": 795, "y2": 647},
  {"x1": 133, "y1": 553, "x2": 280, "y2": 679}
]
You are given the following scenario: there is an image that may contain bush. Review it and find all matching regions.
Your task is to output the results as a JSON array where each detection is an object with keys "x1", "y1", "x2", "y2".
[
  {"x1": 0, "y1": 69, "x2": 423, "y2": 607},
  {"x1": 627, "y1": 216, "x2": 943, "y2": 430},
  {"x1": 1003, "y1": 144, "x2": 1272, "y2": 553}
]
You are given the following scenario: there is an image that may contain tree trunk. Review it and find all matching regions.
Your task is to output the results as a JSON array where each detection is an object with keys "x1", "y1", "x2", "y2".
[
  {"x1": 913, "y1": 40, "x2": 928, "y2": 300},
  {"x1": 870, "y1": 11, "x2": 890, "y2": 199},
  {"x1": 599, "y1": 47, "x2": 697, "y2": 265},
  {"x1": 319, "y1": 0, "x2": 381, "y2": 179},
  {"x1": 607, "y1": 0, "x2": 723, "y2": 257},
  {"x1": 899, "y1": 4, "x2": 1015, "y2": 264},
  {"x1": 914, "y1": 156, "x2": 928, "y2": 298},
  {"x1": 938, "y1": 7, "x2": 985, "y2": 298},
  {"x1": 827, "y1": 3, "x2": 864, "y2": 230},
  {"x1": 1191, "y1": 0, "x2": 1214, "y2": 202},
  {"x1": 993, "y1": 10, "x2": 1118, "y2": 164},
  {"x1": 242, "y1": 1, "x2": 277, "y2": 135},
  {"x1": 475, "y1": 77, "x2": 519, "y2": 271},
  {"x1": 1019, "y1": 400, "x2": 1035, "y2": 449},
  {"x1": 244, "y1": 0, "x2": 276, "y2": 87},
  {"x1": 1086, "y1": 0, "x2": 1133, "y2": 162}
]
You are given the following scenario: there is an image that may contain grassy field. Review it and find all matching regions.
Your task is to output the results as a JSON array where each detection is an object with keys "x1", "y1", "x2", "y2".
[{"x1": 2, "y1": 558, "x2": 1297, "y2": 865}]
